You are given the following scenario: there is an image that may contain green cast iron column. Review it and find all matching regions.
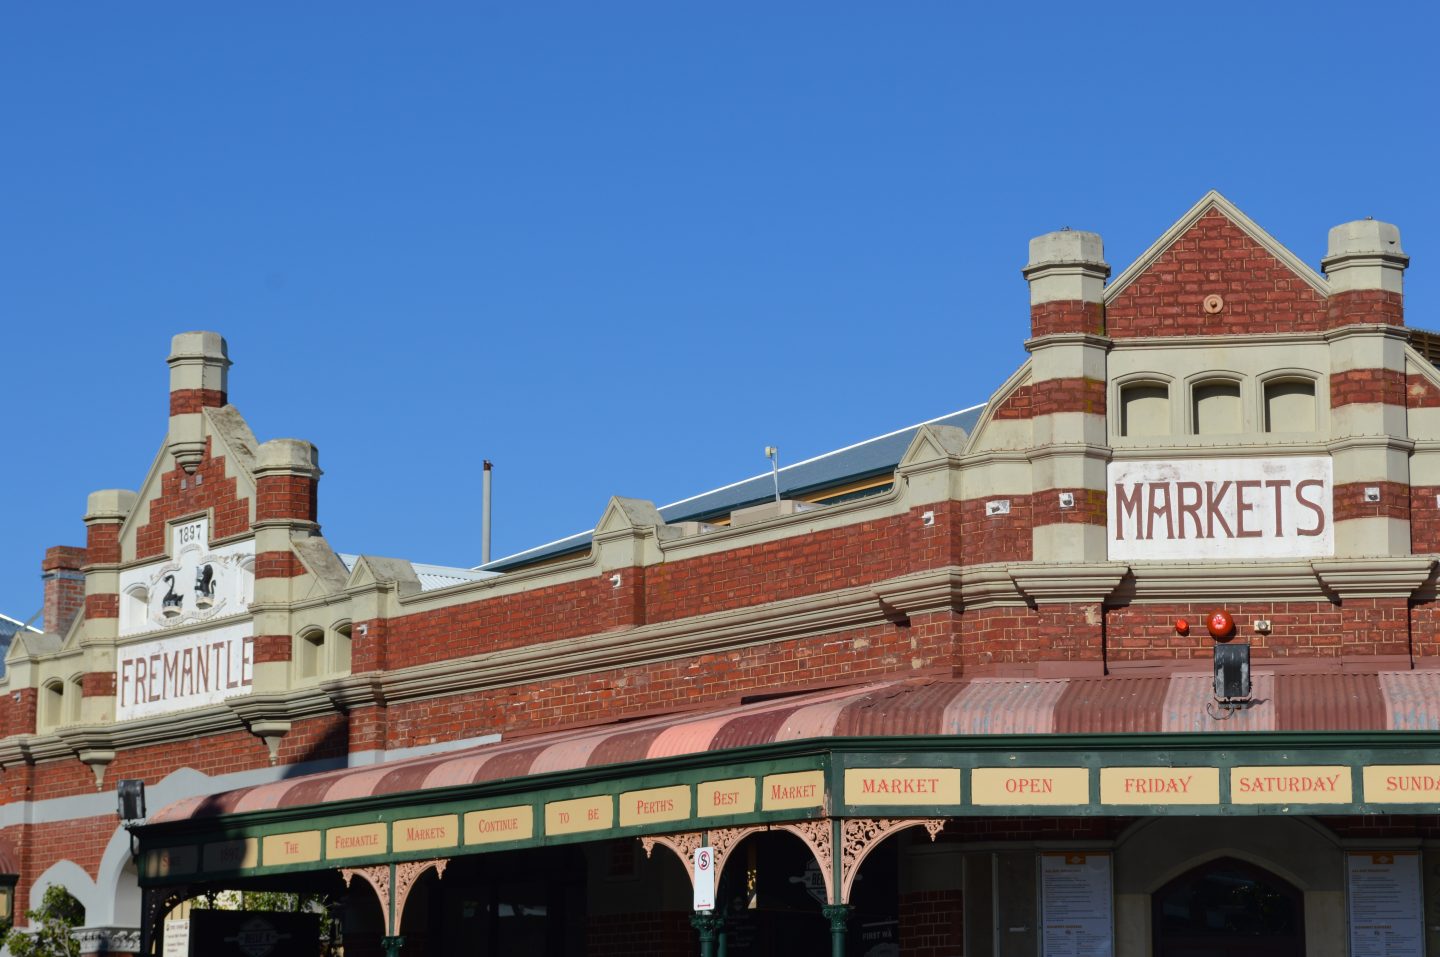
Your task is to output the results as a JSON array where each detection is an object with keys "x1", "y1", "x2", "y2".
[
  {"x1": 822, "y1": 903, "x2": 850, "y2": 956},
  {"x1": 691, "y1": 911, "x2": 722, "y2": 957}
]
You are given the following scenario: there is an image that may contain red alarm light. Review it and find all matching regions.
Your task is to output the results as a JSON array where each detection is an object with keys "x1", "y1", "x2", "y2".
[
  {"x1": 1206, "y1": 609, "x2": 1234, "y2": 639},
  {"x1": 1175, "y1": 618, "x2": 1189, "y2": 635}
]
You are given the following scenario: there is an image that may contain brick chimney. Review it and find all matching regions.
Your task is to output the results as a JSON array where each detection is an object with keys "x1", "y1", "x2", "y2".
[
  {"x1": 41, "y1": 546, "x2": 87, "y2": 636},
  {"x1": 1323, "y1": 219, "x2": 1407, "y2": 327},
  {"x1": 167, "y1": 331, "x2": 230, "y2": 473}
]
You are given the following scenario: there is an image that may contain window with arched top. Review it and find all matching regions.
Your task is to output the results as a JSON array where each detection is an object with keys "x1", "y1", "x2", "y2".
[
  {"x1": 295, "y1": 629, "x2": 325, "y2": 681},
  {"x1": 66, "y1": 677, "x2": 83, "y2": 724},
  {"x1": 1193, "y1": 380, "x2": 1242, "y2": 435},
  {"x1": 1264, "y1": 378, "x2": 1317, "y2": 432},
  {"x1": 1120, "y1": 382, "x2": 1170, "y2": 437},
  {"x1": 333, "y1": 623, "x2": 352, "y2": 674},
  {"x1": 41, "y1": 680, "x2": 64, "y2": 730}
]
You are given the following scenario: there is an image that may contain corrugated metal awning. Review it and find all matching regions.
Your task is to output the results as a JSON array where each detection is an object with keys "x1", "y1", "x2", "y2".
[{"x1": 152, "y1": 669, "x2": 1440, "y2": 823}]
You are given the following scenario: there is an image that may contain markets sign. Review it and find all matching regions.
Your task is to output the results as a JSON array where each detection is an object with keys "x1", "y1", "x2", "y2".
[{"x1": 1108, "y1": 457, "x2": 1333, "y2": 561}]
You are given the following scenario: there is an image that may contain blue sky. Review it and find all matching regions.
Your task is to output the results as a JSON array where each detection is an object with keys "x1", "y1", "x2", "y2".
[{"x1": 2, "y1": 3, "x2": 1437, "y2": 617}]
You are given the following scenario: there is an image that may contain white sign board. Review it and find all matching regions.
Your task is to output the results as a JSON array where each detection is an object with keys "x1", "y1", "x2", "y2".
[
  {"x1": 163, "y1": 918, "x2": 190, "y2": 957},
  {"x1": 1041, "y1": 852, "x2": 1113, "y2": 957},
  {"x1": 116, "y1": 620, "x2": 254, "y2": 720},
  {"x1": 117, "y1": 518, "x2": 255, "y2": 637},
  {"x1": 693, "y1": 846, "x2": 715, "y2": 911},
  {"x1": 1348, "y1": 851, "x2": 1423, "y2": 957},
  {"x1": 1108, "y1": 457, "x2": 1333, "y2": 561}
]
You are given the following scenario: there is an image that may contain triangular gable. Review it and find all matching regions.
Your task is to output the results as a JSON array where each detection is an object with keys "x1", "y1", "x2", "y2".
[
  {"x1": 122, "y1": 406, "x2": 261, "y2": 562},
  {"x1": 1104, "y1": 191, "x2": 1330, "y2": 338},
  {"x1": 595, "y1": 496, "x2": 665, "y2": 536},
  {"x1": 344, "y1": 555, "x2": 423, "y2": 597},
  {"x1": 898, "y1": 424, "x2": 970, "y2": 469}
]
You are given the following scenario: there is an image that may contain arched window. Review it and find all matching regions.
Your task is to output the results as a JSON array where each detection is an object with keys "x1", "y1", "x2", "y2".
[
  {"x1": 1264, "y1": 378, "x2": 1317, "y2": 432},
  {"x1": 1193, "y1": 380, "x2": 1242, "y2": 435},
  {"x1": 295, "y1": 628, "x2": 325, "y2": 681},
  {"x1": 333, "y1": 623, "x2": 352, "y2": 674},
  {"x1": 1152, "y1": 857, "x2": 1304, "y2": 957},
  {"x1": 65, "y1": 676, "x2": 83, "y2": 724},
  {"x1": 41, "y1": 680, "x2": 64, "y2": 730},
  {"x1": 121, "y1": 585, "x2": 149, "y2": 634},
  {"x1": 1121, "y1": 382, "x2": 1170, "y2": 437}
]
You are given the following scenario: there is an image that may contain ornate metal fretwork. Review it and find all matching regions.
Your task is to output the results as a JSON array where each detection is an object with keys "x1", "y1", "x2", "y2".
[
  {"x1": 142, "y1": 886, "x2": 192, "y2": 955},
  {"x1": 341, "y1": 864, "x2": 393, "y2": 933},
  {"x1": 707, "y1": 824, "x2": 766, "y2": 888},
  {"x1": 639, "y1": 831, "x2": 705, "y2": 886},
  {"x1": 839, "y1": 817, "x2": 947, "y2": 903},
  {"x1": 774, "y1": 819, "x2": 834, "y2": 904},
  {"x1": 394, "y1": 859, "x2": 448, "y2": 930}
]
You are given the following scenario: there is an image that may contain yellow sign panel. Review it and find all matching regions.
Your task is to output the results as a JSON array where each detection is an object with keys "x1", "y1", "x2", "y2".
[
  {"x1": 326, "y1": 823, "x2": 388, "y2": 859},
  {"x1": 972, "y1": 767, "x2": 1089, "y2": 805},
  {"x1": 1101, "y1": 767, "x2": 1219, "y2": 805},
  {"x1": 844, "y1": 768, "x2": 961, "y2": 806},
  {"x1": 619, "y1": 785, "x2": 691, "y2": 827},
  {"x1": 465, "y1": 805, "x2": 534, "y2": 845},
  {"x1": 698, "y1": 777, "x2": 756, "y2": 817},
  {"x1": 146, "y1": 845, "x2": 198, "y2": 878},
  {"x1": 202, "y1": 838, "x2": 258, "y2": 871},
  {"x1": 1230, "y1": 766, "x2": 1351, "y2": 804},
  {"x1": 762, "y1": 771, "x2": 825, "y2": 811},
  {"x1": 262, "y1": 831, "x2": 321, "y2": 866},
  {"x1": 392, "y1": 815, "x2": 458, "y2": 852},
  {"x1": 1362, "y1": 765, "x2": 1440, "y2": 803},
  {"x1": 546, "y1": 795, "x2": 614, "y2": 835}
]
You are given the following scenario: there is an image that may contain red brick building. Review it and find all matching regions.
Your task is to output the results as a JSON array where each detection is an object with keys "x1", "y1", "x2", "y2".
[{"x1": 5, "y1": 192, "x2": 1440, "y2": 957}]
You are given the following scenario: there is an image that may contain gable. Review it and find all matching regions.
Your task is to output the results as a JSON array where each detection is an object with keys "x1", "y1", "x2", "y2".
[{"x1": 1105, "y1": 202, "x2": 1329, "y2": 339}]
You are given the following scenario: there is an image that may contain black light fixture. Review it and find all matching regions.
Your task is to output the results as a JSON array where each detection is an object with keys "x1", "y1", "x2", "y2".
[
  {"x1": 1207, "y1": 642, "x2": 1252, "y2": 720},
  {"x1": 117, "y1": 779, "x2": 146, "y2": 824}
]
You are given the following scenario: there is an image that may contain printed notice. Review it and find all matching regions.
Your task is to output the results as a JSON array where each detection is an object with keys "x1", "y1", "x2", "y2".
[
  {"x1": 1041, "y1": 852, "x2": 1113, "y2": 957},
  {"x1": 1348, "y1": 851, "x2": 1422, "y2": 957}
]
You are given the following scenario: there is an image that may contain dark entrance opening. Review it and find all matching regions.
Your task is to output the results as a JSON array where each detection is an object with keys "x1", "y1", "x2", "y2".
[{"x1": 1152, "y1": 857, "x2": 1304, "y2": 957}]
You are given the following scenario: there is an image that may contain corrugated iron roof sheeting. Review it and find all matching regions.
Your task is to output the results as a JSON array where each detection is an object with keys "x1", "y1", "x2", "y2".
[{"x1": 153, "y1": 670, "x2": 1440, "y2": 822}]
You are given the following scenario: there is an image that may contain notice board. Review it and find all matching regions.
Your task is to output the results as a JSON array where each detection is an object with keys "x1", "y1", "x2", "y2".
[
  {"x1": 1348, "y1": 851, "x2": 1423, "y2": 957},
  {"x1": 1040, "y1": 851, "x2": 1113, "y2": 957}
]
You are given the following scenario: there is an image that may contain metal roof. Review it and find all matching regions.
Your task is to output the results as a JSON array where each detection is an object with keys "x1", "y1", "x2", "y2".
[
  {"x1": 151, "y1": 669, "x2": 1440, "y2": 822},
  {"x1": 479, "y1": 403, "x2": 987, "y2": 572},
  {"x1": 337, "y1": 556, "x2": 498, "y2": 593}
]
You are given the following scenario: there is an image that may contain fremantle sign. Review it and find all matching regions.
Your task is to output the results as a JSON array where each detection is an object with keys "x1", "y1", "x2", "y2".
[
  {"x1": 1108, "y1": 456, "x2": 1333, "y2": 561},
  {"x1": 116, "y1": 621, "x2": 254, "y2": 721}
]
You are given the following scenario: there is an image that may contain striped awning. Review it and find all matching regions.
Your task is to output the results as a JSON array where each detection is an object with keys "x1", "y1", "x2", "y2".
[{"x1": 153, "y1": 669, "x2": 1440, "y2": 823}]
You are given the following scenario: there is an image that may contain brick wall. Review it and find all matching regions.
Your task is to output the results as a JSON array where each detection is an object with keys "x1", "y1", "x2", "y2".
[
  {"x1": 134, "y1": 438, "x2": 251, "y2": 559},
  {"x1": 899, "y1": 889, "x2": 963, "y2": 956},
  {"x1": 1106, "y1": 210, "x2": 1328, "y2": 338},
  {"x1": 587, "y1": 911, "x2": 690, "y2": 956}
]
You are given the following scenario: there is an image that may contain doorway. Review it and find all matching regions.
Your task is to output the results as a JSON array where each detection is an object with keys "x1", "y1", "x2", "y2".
[{"x1": 1151, "y1": 857, "x2": 1304, "y2": 957}]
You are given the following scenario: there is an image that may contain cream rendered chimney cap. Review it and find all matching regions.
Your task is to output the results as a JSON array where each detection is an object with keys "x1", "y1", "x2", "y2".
[
  {"x1": 1026, "y1": 229, "x2": 1106, "y2": 271},
  {"x1": 255, "y1": 438, "x2": 321, "y2": 475},
  {"x1": 167, "y1": 331, "x2": 230, "y2": 365},
  {"x1": 85, "y1": 489, "x2": 139, "y2": 521},
  {"x1": 1325, "y1": 219, "x2": 1406, "y2": 261}
]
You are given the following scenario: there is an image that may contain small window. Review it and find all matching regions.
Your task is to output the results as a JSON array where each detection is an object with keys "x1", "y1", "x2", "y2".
[
  {"x1": 333, "y1": 624, "x2": 352, "y2": 674},
  {"x1": 238, "y1": 559, "x2": 255, "y2": 608},
  {"x1": 1121, "y1": 383, "x2": 1170, "y2": 437},
  {"x1": 296, "y1": 629, "x2": 325, "y2": 681},
  {"x1": 41, "y1": 680, "x2": 64, "y2": 730},
  {"x1": 66, "y1": 677, "x2": 83, "y2": 724},
  {"x1": 1265, "y1": 379, "x2": 1316, "y2": 432},
  {"x1": 1193, "y1": 381, "x2": 1242, "y2": 435},
  {"x1": 122, "y1": 585, "x2": 149, "y2": 633}
]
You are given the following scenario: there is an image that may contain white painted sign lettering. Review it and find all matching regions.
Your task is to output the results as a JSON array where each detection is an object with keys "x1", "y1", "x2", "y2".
[{"x1": 1108, "y1": 457, "x2": 1333, "y2": 560}]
